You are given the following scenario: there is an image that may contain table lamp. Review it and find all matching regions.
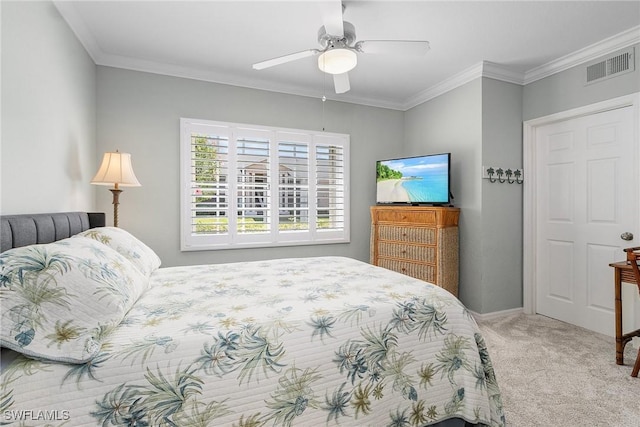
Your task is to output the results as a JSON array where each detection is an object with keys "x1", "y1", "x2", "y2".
[{"x1": 91, "y1": 150, "x2": 141, "y2": 227}]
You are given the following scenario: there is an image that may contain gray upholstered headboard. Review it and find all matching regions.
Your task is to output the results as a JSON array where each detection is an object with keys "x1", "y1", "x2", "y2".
[{"x1": 0, "y1": 212, "x2": 106, "y2": 253}]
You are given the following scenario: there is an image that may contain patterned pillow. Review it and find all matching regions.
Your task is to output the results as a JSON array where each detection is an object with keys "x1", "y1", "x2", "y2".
[
  {"x1": 75, "y1": 227, "x2": 161, "y2": 277},
  {"x1": 0, "y1": 237, "x2": 149, "y2": 363}
]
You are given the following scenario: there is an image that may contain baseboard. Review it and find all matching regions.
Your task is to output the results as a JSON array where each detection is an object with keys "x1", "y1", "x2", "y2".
[{"x1": 470, "y1": 307, "x2": 523, "y2": 322}]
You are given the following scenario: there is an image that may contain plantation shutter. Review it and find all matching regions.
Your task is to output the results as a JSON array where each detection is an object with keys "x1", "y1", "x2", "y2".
[
  {"x1": 188, "y1": 126, "x2": 230, "y2": 238},
  {"x1": 181, "y1": 118, "x2": 349, "y2": 250},
  {"x1": 277, "y1": 134, "x2": 310, "y2": 232},
  {"x1": 235, "y1": 130, "x2": 271, "y2": 236},
  {"x1": 315, "y1": 137, "x2": 346, "y2": 235}
]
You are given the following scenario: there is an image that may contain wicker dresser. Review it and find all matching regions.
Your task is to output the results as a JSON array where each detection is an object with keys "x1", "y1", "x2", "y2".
[{"x1": 370, "y1": 206, "x2": 460, "y2": 296}]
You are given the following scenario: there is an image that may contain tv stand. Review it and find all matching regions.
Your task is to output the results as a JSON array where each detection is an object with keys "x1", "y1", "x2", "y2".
[{"x1": 370, "y1": 205, "x2": 460, "y2": 296}]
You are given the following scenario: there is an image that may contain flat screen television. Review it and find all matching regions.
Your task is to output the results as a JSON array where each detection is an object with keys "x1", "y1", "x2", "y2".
[{"x1": 376, "y1": 153, "x2": 451, "y2": 205}]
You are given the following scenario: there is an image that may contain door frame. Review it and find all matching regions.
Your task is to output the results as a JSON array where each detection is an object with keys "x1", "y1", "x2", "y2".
[{"x1": 523, "y1": 92, "x2": 640, "y2": 315}]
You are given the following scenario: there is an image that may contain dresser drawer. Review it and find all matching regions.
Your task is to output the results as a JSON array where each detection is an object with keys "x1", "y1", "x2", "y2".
[
  {"x1": 378, "y1": 242, "x2": 435, "y2": 263},
  {"x1": 378, "y1": 225, "x2": 436, "y2": 244},
  {"x1": 378, "y1": 259, "x2": 436, "y2": 283},
  {"x1": 375, "y1": 209, "x2": 437, "y2": 224}
]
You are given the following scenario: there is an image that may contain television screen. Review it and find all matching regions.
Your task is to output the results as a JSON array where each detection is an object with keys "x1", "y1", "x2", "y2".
[{"x1": 376, "y1": 153, "x2": 451, "y2": 205}]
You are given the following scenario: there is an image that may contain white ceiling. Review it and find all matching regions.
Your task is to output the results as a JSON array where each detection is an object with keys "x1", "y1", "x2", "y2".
[{"x1": 54, "y1": 1, "x2": 640, "y2": 110}]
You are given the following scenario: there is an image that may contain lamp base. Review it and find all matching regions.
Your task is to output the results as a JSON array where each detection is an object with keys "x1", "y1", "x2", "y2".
[{"x1": 109, "y1": 188, "x2": 123, "y2": 227}]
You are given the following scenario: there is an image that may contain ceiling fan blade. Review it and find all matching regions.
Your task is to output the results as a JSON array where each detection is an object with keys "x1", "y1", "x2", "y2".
[
  {"x1": 333, "y1": 72, "x2": 350, "y2": 94},
  {"x1": 356, "y1": 40, "x2": 430, "y2": 56},
  {"x1": 252, "y1": 49, "x2": 319, "y2": 70},
  {"x1": 318, "y1": 1, "x2": 344, "y2": 37}
]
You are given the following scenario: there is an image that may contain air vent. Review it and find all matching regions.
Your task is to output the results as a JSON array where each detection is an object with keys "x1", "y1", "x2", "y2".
[{"x1": 585, "y1": 47, "x2": 635, "y2": 85}]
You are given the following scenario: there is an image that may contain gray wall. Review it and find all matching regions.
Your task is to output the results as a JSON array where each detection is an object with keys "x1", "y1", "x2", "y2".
[
  {"x1": 403, "y1": 80, "x2": 484, "y2": 310},
  {"x1": 96, "y1": 66, "x2": 404, "y2": 267},
  {"x1": 524, "y1": 43, "x2": 640, "y2": 121},
  {"x1": 403, "y1": 79, "x2": 525, "y2": 313},
  {"x1": 1, "y1": 1, "x2": 96, "y2": 214},
  {"x1": 404, "y1": 49, "x2": 640, "y2": 315},
  {"x1": 480, "y1": 78, "x2": 523, "y2": 313}
]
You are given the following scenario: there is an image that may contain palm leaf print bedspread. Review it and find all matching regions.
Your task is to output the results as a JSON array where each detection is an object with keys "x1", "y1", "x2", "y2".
[{"x1": 1, "y1": 256, "x2": 505, "y2": 426}]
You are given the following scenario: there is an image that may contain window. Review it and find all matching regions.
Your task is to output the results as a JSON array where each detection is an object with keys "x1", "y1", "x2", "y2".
[{"x1": 180, "y1": 118, "x2": 350, "y2": 250}]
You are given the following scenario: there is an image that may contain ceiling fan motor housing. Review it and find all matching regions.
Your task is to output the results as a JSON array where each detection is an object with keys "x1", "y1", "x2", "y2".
[{"x1": 318, "y1": 21, "x2": 357, "y2": 49}]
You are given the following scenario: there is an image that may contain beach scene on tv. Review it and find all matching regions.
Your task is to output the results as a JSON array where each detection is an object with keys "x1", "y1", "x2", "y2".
[{"x1": 376, "y1": 154, "x2": 449, "y2": 203}]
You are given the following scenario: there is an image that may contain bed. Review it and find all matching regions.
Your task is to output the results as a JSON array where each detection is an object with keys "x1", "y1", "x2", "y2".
[{"x1": 0, "y1": 212, "x2": 505, "y2": 427}]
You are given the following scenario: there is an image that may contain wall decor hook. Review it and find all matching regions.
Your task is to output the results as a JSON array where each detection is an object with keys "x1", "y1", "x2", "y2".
[
  {"x1": 514, "y1": 169, "x2": 523, "y2": 184},
  {"x1": 506, "y1": 168, "x2": 515, "y2": 184},
  {"x1": 483, "y1": 166, "x2": 524, "y2": 184},
  {"x1": 487, "y1": 167, "x2": 496, "y2": 183}
]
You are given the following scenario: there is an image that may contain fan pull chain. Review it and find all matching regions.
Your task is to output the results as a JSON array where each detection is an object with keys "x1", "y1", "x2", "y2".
[
  {"x1": 321, "y1": 58, "x2": 327, "y2": 131},
  {"x1": 322, "y1": 96, "x2": 326, "y2": 131}
]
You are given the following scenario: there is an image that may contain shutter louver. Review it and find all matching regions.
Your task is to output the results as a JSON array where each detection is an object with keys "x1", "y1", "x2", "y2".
[{"x1": 191, "y1": 133, "x2": 229, "y2": 235}]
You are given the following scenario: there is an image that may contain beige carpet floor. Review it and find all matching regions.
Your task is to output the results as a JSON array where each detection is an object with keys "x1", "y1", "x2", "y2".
[{"x1": 476, "y1": 313, "x2": 640, "y2": 427}]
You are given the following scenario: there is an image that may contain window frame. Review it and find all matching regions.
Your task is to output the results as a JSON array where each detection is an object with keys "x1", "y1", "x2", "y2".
[{"x1": 180, "y1": 118, "x2": 350, "y2": 251}]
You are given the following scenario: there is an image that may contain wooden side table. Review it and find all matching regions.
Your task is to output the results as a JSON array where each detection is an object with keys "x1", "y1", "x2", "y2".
[{"x1": 608, "y1": 261, "x2": 640, "y2": 365}]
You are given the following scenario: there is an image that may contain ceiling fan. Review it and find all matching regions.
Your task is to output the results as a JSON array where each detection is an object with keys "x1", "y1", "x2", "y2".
[{"x1": 251, "y1": 1, "x2": 430, "y2": 94}]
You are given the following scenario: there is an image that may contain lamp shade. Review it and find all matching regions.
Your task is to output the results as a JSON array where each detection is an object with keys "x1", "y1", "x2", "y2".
[
  {"x1": 91, "y1": 151, "x2": 141, "y2": 187},
  {"x1": 318, "y1": 48, "x2": 357, "y2": 75}
]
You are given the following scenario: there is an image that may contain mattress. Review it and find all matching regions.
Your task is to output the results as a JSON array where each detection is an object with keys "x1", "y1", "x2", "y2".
[{"x1": 1, "y1": 256, "x2": 504, "y2": 426}]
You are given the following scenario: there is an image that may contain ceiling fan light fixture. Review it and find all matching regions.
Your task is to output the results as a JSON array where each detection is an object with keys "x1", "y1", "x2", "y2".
[{"x1": 318, "y1": 48, "x2": 357, "y2": 75}]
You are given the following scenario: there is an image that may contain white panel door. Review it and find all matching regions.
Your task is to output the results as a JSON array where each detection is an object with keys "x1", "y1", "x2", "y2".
[{"x1": 536, "y1": 106, "x2": 637, "y2": 336}]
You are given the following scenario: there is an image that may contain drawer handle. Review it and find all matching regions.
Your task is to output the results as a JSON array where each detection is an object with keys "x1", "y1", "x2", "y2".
[
  {"x1": 402, "y1": 233, "x2": 407, "y2": 237},
  {"x1": 401, "y1": 250, "x2": 407, "y2": 254}
]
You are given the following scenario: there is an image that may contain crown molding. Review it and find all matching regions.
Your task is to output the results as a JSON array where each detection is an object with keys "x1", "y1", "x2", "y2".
[
  {"x1": 53, "y1": 1, "x2": 406, "y2": 111},
  {"x1": 97, "y1": 51, "x2": 407, "y2": 111},
  {"x1": 53, "y1": 1, "x2": 101, "y2": 64},
  {"x1": 482, "y1": 61, "x2": 525, "y2": 85},
  {"x1": 401, "y1": 61, "x2": 525, "y2": 110},
  {"x1": 54, "y1": 1, "x2": 639, "y2": 112},
  {"x1": 402, "y1": 25, "x2": 639, "y2": 110},
  {"x1": 402, "y1": 62, "x2": 484, "y2": 110},
  {"x1": 524, "y1": 25, "x2": 640, "y2": 84}
]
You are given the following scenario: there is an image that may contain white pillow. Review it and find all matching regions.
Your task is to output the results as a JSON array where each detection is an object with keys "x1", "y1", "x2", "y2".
[
  {"x1": 75, "y1": 227, "x2": 161, "y2": 277},
  {"x1": 0, "y1": 237, "x2": 149, "y2": 363}
]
